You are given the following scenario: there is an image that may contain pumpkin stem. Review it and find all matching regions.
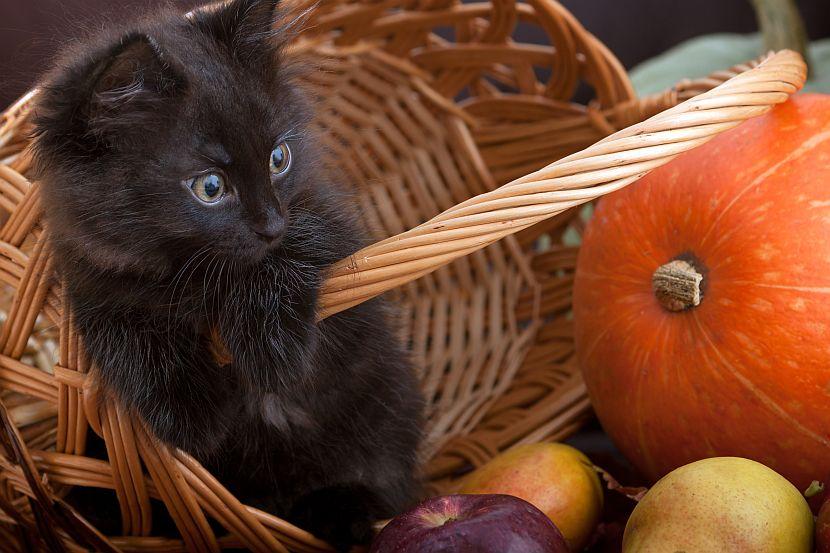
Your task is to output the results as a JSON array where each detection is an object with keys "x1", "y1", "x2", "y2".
[
  {"x1": 750, "y1": 0, "x2": 811, "y2": 71},
  {"x1": 652, "y1": 259, "x2": 703, "y2": 312}
]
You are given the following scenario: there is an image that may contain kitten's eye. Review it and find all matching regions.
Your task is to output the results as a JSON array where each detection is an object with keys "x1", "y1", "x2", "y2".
[
  {"x1": 188, "y1": 172, "x2": 226, "y2": 203},
  {"x1": 270, "y1": 142, "x2": 291, "y2": 176}
]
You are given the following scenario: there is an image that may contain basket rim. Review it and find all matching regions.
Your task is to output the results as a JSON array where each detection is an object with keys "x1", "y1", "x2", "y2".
[{"x1": 316, "y1": 49, "x2": 807, "y2": 319}]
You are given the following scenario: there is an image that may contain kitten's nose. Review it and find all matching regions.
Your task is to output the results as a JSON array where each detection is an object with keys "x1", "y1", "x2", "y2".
[{"x1": 253, "y1": 217, "x2": 285, "y2": 243}]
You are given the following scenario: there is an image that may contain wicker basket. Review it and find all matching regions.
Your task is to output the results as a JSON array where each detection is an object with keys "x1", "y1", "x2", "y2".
[{"x1": 0, "y1": 0, "x2": 806, "y2": 551}]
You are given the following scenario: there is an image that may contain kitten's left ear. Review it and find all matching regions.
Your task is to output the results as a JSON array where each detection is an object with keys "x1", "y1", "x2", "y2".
[
  {"x1": 93, "y1": 33, "x2": 183, "y2": 96},
  {"x1": 87, "y1": 33, "x2": 186, "y2": 141},
  {"x1": 190, "y1": 0, "x2": 284, "y2": 64}
]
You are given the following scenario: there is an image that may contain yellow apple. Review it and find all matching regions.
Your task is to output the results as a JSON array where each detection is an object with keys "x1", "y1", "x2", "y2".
[
  {"x1": 459, "y1": 443, "x2": 603, "y2": 550},
  {"x1": 623, "y1": 457, "x2": 813, "y2": 553}
]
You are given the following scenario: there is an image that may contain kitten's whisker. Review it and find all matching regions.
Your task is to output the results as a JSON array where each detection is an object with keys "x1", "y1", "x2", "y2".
[
  {"x1": 200, "y1": 255, "x2": 223, "y2": 320},
  {"x1": 165, "y1": 245, "x2": 212, "y2": 326}
]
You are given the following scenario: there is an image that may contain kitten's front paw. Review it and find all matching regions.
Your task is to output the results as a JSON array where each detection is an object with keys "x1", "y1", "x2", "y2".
[
  {"x1": 144, "y1": 404, "x2": 233, "y2": 459},
  {"x1": 289, "y1": 486, "x2": 382, "y2": 552}
]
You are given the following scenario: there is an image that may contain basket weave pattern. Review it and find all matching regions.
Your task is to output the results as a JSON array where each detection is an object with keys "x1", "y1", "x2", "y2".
[{"x1": 0, "y1": 0, "x2": 806, "y2": 550}]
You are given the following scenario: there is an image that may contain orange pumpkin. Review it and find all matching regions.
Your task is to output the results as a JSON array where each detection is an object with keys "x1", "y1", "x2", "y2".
[{"x1": 574, "y1": 93, "x2": 830, "y2": 490}]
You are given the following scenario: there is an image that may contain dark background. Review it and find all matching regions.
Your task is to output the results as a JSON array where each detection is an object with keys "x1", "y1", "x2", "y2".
[{"x1": 1, "y1": 0, "x2": 829, "y2": 109}]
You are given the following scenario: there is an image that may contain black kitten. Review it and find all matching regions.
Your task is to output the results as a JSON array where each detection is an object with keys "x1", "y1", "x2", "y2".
[{"x1": 31, "y1": 1, "x2": 423, "y2": 549}]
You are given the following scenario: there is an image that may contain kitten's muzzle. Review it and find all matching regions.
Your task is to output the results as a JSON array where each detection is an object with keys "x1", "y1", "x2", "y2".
[{"x1": 253, "y1": 216, "x2": 285, "y2": 245}]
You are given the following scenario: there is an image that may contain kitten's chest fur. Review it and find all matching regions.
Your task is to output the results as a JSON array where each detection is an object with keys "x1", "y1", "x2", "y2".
[
  {"x1": 191, "y1": 255, "x2": 327, "y2": 427},
  {"x1": 258, "y1": 392, "x2": 317, "y2": 434}
]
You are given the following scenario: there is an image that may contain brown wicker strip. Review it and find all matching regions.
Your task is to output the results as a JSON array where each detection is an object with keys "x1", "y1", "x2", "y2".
[
  {"x1": 0, "y1": 395, "x2": 119, "y2": 552},
  {"x1": 173, "y1": 453, "x2": 294, "y2": 553}
]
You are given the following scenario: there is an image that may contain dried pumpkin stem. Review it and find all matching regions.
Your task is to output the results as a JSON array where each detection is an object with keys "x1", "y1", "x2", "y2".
[{"x1": 652, "y1": 260, "x2": 703, "y2": 312}]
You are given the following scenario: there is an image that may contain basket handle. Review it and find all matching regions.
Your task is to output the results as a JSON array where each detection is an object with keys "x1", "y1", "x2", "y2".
[{"x1": 317, "y1": 49, "x2": 807, "y2": 319}]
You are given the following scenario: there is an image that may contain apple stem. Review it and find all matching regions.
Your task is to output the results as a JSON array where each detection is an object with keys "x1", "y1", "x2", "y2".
[
  {"x1": 805, "y1": 480, "x2": 825, "y2": 498},
  {"x1": 652, "y1": 259, "x2": 703, "y2": 312}
]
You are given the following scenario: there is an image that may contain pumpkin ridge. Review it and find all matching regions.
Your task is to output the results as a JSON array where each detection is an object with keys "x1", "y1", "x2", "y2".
[
  {"x1": 728, "y1": 281, "x2": 830, "y2": 293},
  {"x1": 699, "y1": 126, "x2": 830, "y2": 248},
  {"x1": 632, "y1": 333, "x2": 660, "y2": 480},
  {"x1": 691, "y1": 313, "x2": 830, "y2": 449},
  {"x1": 569, "y1": 270, "x2": 643, "y2": 286},
  {"x1": 578, "y1": 309, "x2": 639, "y2": 367}
]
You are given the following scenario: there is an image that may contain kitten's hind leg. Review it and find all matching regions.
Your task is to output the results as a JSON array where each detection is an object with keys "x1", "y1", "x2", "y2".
[
  {"x1": 288, "y1": 485, "x2": 386, "y2": 552},
  {"x1": 287, "y1": 447, "x2": 420, "y2": 551}
]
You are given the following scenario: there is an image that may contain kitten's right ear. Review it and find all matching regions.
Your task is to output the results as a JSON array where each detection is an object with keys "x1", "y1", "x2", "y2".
[
  {"x1": 189, "y1": 0, "x2": 300, "y2": 65},
  {"x1": 85, "y1": 32, "x2": 185, "y2": 141}
]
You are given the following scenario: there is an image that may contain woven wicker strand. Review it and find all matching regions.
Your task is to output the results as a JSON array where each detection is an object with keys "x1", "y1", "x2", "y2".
[
  {"x1": 0, "y1": 0, "x2": 808, "y2": 549},
  {"x1": 317, "y1": 50, "x2": 806, "y2": 319}
]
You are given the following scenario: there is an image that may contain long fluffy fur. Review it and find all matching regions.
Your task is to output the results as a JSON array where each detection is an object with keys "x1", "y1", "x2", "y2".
[{"x1": 31, "y1": 1, "x2": 423, "y2": 549}]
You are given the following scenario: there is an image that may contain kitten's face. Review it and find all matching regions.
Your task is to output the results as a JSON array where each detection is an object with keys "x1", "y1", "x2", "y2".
[
  {"x1": 34, "y1": 0, "x2": 313, "y2": 273},
  {"x1": 142, "y1": 53, "x2": 303, "y2": 264}
]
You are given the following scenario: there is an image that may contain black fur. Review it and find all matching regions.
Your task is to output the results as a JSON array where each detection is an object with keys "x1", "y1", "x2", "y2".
[{"x1": 31, "y1": 1, "x2": 423, "y2": 549}]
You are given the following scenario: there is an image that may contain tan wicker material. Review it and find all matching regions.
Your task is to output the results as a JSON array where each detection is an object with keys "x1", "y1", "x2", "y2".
[{"x1": 0, "y1": 0, "x2": 806, "y2": 549}]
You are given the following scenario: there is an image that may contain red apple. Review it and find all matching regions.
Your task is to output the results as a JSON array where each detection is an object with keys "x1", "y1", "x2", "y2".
[
  {"x1": 370, "y1": 494, "x2": 569, "y2": 553},
  {"x1": 818, "y1": 497, "x2": 830, "y2": 553}
]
